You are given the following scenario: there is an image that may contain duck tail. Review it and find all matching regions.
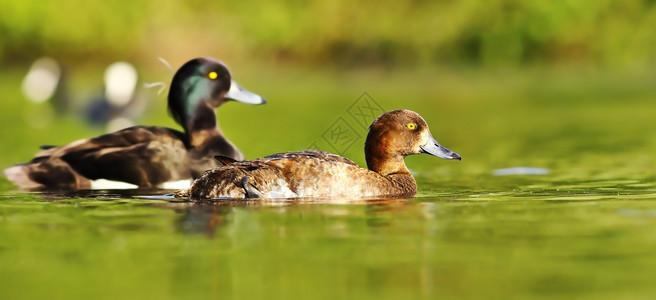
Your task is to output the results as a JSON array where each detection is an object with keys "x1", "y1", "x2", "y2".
[
  {"x1": 3, "y1": 165, "x2": 43, "y2": 190},
  {"x1": 4, "y1": 159, "x2": 90, "y2": 190}
]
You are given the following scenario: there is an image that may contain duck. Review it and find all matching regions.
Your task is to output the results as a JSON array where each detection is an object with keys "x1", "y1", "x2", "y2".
[
  {"x1": 4, "y1": 57, "x2": 266, "y2": 190},
  {"x1": 176, "y1": 109, "x2": 460, "y2": 200}
]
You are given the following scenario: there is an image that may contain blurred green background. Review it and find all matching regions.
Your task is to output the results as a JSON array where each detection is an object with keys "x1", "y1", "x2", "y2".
[
  {"x1": 2, "y1": 0, "x2": 656, "y2": 67},
  {"x1": 2, "y1": 2, "x2": 656, "y2": 300},
  {"x1": 1, "y1": 0, "x2": 655, "y2": 170},
  {"x1": 0, "y1": 0, "x2": 656, "y2": 66}
]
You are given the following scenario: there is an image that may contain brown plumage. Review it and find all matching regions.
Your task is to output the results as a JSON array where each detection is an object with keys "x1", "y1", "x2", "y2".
[
  {"x1": 178, "y1": 110, "x2": 461, "y2": 200},
  {"x1": 4, "y1": 57, "x2": 266, "y2": 190}
]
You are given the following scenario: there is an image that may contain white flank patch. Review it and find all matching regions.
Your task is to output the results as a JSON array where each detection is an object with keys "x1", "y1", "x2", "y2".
[
  {"x1": 90, "y1": 179, "x2": 190, "y2": 190},
  {"x1": 90, "y1": 179, "x2": 138, "y2": 190},
  {"x1": 161, "y1": 179, "x2": 192, "y2": 190},
  {"x1": 266, "y1": 178, "x2": 297, "y2": 198}
]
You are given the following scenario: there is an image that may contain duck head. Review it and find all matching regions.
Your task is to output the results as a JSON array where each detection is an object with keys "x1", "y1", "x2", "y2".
[
  {"x1": 365, "y1": 109, "x2": 460, "y2": 176},
  {"x1": 168, "y1": 57, "x2": 266, "y2": 132}
]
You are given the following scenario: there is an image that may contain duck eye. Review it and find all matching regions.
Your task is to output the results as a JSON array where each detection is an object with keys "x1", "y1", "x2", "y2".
[
  {"x1": 208, "y1": 71, "x2": 218, "y2": 80},
  {"x1": 407, "y1": 123, "x2": 416, "y2": 130}
]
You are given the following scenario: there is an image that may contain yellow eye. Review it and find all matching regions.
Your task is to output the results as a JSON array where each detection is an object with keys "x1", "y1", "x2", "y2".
[
  {"x1": 407, "y1": 123, "x2": 416, "y2": 130},
  {"x1": 208, "y1": 71, "x2": 218, "y2": 80}
]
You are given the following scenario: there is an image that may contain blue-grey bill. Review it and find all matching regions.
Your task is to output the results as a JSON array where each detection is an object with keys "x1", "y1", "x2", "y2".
[
  {"x1": 226, "y1": 80, "x2": 267, "y2": 105},
  {"x1": 420, "y1": 134, "x2": 461, "y2": 160}
]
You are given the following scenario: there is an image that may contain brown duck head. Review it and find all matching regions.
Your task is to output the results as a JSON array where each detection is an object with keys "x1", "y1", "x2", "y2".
[{"x1": 364, "y1": 109, "x2": 460, "y2": 176}]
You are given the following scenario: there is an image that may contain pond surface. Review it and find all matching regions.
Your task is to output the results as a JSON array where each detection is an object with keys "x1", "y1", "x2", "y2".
[
  {"x1": 2, "y1": 183, "x2": 656, "y2": 299},
  {"x1": 1, "y1": 67, "x2": 656, "y2": 299}
]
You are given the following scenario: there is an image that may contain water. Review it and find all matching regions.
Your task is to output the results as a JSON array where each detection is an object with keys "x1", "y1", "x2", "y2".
[
  {"x1": 1, "y1": 67, "x2": 656, "y2": 299},
  {"x1": 2, "y1": 180, "x2": 655, "y2": 299}
]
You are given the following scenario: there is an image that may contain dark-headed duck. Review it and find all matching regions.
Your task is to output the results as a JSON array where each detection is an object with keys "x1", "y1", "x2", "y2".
[
  {"x1": 177, "y1": 109, "x2": 460, "y2": 199},
  {"x1": 4, "y1": 57, "x2": 266, "y2": 190}
]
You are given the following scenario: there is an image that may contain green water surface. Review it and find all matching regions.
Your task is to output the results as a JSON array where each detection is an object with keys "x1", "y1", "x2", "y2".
[{"x1": 1, "y1": 66, "x2": 655, "y2": 299}]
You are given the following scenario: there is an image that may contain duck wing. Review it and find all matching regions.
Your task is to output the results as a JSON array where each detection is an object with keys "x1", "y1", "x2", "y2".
[
  {"x1": 263, "y1": 150, "x2": 360, "y2": 166},
  {"x1": 214, "y1": 155, "x2": 238, "y2": 166},
  {"x1": 61, "y1": 126, "x2": 192, "y2": 186},
  {"x1": 182, "y1": 150, "x2": 383, "y2": 199},
  {"x1": 5, "y1": 126, "x2": 191, "y2": 189}
]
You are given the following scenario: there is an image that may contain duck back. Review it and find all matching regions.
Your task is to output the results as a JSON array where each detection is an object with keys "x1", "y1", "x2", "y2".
[
  {"x1": 183, "y1": 150, "x2": 417, "y2": 199},
  {"x1": 5, "y1": 126, "x2": 220, "y2": 189}
]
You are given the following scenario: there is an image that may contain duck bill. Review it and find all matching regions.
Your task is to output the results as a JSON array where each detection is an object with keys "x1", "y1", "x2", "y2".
[
  {"x1": 420, "y1": 134, "x2": 461, "y2": 160},
  {"x1": 226, "y1": 80, "x2": 267, "y2": 105}
]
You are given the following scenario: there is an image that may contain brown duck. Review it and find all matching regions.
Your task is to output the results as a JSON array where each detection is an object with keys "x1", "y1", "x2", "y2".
[
  {"x1": 4, "y1": 57, "x2": 266, "y2": 190},
  {"x1": 178, "y1": 109, "x2": 460, "y2": 199}
]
